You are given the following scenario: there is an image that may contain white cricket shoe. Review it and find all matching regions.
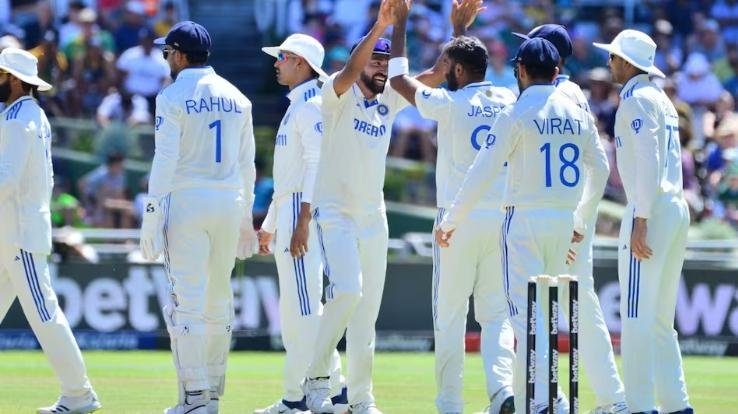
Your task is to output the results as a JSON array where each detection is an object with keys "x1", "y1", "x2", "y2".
[
  {"x1": 348, "y1": 401, "x2": 383, "y2": 414},
  {"x1": 38, "y1": 390, "x2": 102, "y2": 414},
  {"x1": 331, "y1": 385, "x2": 349, "y2": 414},
  {"x1": 163, "y1": 390, "x2": 210, "y2": 414},
  {"x1": 302, "y1": 378, "x2": 333, "y2": 414},
  {"x1": 208, "y1": 391, "x2": 219, "y2": 414},
  {"x1": 476, "y1": 386, "x2": 514, "y2": 414},
  {"x1": 253, "y1": 399, "x2": 310, "y2": 414},
  {"x1": 589, "y1": 401, "x2": 628, "y2": 414}
]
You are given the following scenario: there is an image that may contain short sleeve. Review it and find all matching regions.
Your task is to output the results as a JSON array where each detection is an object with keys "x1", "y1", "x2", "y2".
[{"x1": 414, "y1": 86, "x2": 452, "y2": 120}]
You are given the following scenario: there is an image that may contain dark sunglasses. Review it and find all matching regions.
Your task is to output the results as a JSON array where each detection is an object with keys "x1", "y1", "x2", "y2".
[{"x1": 162, "y1": 46, "x2": 176, "y2": 60}]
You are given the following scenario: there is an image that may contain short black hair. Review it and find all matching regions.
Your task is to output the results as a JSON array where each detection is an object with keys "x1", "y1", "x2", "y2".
[
  {"x1": 443, "y1": 36, "x2": 488, "y2": 76},
  {"x1": 184, "y1": 51, "x2": 209, "y2": 65},
  {"x1": 520, "y1": 61, "x2": 557, "y2": 81}
]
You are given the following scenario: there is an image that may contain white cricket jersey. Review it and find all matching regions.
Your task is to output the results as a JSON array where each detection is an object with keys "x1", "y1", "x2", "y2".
[
  {"x1": 0, "y1": 97, "x2": 54, "y2": 253},
  {"x1": 149, "y1": 66, "x2": 256, "y2": 210},
  {"x1": 261, "y1": 79, "x2": 323, "y2": 233},
  {"x1": 554, "y1": 74, "x2": 590, "y2": 113},
  {"x1": 415, "y1": 81, "x2": 516, "y2": 209},
  {"x1": 313, "y1": 73, "x2": 408, "y2": 214},
  {"x1": 614, "y1": 74, "x2": 684, "y2": 218},
  {"x1": 442, "y1": 84, "x2": 609, "y2": 232}
]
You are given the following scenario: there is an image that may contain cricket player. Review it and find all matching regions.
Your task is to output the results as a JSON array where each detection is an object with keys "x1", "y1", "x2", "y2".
[
  {"x1": 388, "y1": 1, "x2": 516, "y2": 412},
  {"x1": 514, "y1": 24, "x2": 628, "y2": 414},
  {"x1": 436, "y1": 38, "x2": 610, "y2": 413},
  {"x1": 140, "y1": 21, "x2": 258, "y2": 414},
  {"x1": 254, "y1": 33, "x2": 346, "y2": 414},
  {"x1": 594, "y1": 29, "x2": 693, "y2": 414},
  {"x1": 0, "y1": 48, "x2": 101, "y2": 414}
]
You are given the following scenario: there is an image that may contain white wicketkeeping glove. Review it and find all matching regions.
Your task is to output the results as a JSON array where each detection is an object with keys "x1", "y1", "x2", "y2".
[
  {"x1": 140, "y1": 196, "x2": 164, "y2": 261},
  {"x1": 236, "y1": 214, "x2": 258, "y2": 260}
]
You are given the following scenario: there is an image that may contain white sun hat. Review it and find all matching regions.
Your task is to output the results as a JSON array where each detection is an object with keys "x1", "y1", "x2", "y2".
[
  {"x1": 0, "y1": 48, "x2": 52, "y2": 91},
  {"x1": 593, "y1": 29, "x2": 665, "y2": 78},
  {"x1": 262, "y1": 33, "x2": 328, "y2": 81}
]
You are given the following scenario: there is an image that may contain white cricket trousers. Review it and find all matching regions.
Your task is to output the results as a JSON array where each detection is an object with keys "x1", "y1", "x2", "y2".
[
  {"x1": 432, "y1": 208, "x2": 514, "y2": 413},
  {"x1": 162, "y1": 187, "x2": 241, "y2": 397},
  {"x1": 272, "y1": 193, "x2": 342, "y2": 402},
  {"x1": 618, "y1": 195, "x2": 690, "y2": 413},
  {"x1": 563, "y1": 218, "x2": 626, "y2": 407},
  {"x1": 0, "y1": 242, "x2": 93, "y2": 398},
  {"x1": 500, "y1": 206, "x2": 573, "y2": 413},
  {"x1": 307, "y1": 207, "x2": 388, "y2": 406}
]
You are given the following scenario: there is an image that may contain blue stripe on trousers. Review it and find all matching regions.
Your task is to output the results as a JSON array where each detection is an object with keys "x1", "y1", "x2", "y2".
[
  {"x1": 292, "y1": 193, "x2": 310, "y2": 315},
  {"x1": 627, "y1": 213, "x2": 640, "y2": 318},
  {"x1": 431, "y1": 208, "x2": 443, "y2": 326},
  {"x1": 314, "y1": 208, "x2": 330, "y2": 278},
  {"x1": 21, "y1": 250, "x2": 49, "y2": 322},
  {"x1": 502, "y1": 206, "x2": 517, "y2": 316}
]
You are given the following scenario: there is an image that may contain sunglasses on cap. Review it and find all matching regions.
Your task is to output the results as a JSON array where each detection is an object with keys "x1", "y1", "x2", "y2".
[
  {"x1": 277, "y1": 51, "x2": 299, "y2": 62},
  {"x1": 162, "y1": 46, "x2": 177, "y2": 60}
]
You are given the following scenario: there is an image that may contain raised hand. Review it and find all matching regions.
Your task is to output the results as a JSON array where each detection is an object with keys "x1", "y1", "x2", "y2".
[
  {"x1": 393, "y1": 0, "x2": 412, "y2": 23},
  {"x1": 377, "y1": 0, "x2": 397, "y2": 29},
  {"x1": 451, "y1": 0, "x2": 485, "y2": 33}
]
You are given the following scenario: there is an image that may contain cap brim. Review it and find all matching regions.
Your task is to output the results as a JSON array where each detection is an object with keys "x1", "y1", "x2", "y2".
[
  {"x1": 512, "y1": 32, "x2": 530, "y2": 41},
  {"x1": 592, "y1": 42, "x2": 666, "y2": 78},
  {"x1": 261, "y1": 46, "x2": 329, "y2": 81},
  {"x1": 153, "y1": 36, "x2": 167, "y2": 46},
  {"x1": 0, "y1": 63, "x2": 52, "y2": 91}
]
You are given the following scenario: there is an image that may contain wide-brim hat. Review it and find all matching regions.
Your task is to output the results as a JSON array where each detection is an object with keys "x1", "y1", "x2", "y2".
[
  {"x1": 262, "y1": 33, "x2": 328, "y2": 81},
  {"x1": 0, "y1": 48, "x2": 52, "y2": 91},
  {"x1": 593, "y1": 29, "x2": 665, "y2": 78}
]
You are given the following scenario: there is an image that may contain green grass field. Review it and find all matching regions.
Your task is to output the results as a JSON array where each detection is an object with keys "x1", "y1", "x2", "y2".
[{"x1": 0, "y1": 351, "x2": 736, "y2": 413}]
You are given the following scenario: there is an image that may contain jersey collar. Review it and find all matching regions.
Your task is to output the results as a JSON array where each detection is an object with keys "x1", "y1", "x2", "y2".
[
  {"x1": 287, "y1": 78, "x2": 320, "y2": 102},
  {"x1": 619, "y1": 74, "x2": 649, "y2": 99},
  {"x1": 177, "y1": 66, "x2": 215, "y2": 80},
  {"x1": 518, "y1": 83, "x2": 556, "y2": 101},
  {"x1": 463, "y1": 81, "x2": 492, "y2": 89},
  {"x1": 1, "y1": 95, "x2": 34, "y2": 113}
]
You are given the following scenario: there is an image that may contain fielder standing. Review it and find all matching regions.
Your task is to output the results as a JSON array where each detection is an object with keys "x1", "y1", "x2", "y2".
[
  {"x1": 436, "y1": 38, "x2": 610, "y2": 413},
  {"x1": 594, "y1": 29, "x2": 693, "y2": 414},
  {"x1": 254, "y1": 33, "x2": 346, "y2": 414},
  {"x1": 514, "y1": 24, "x2": 628, "y2": 414},
  {"x1": 0, "y1": 48, "x2": 101, "y2": 414},
  {"x1": 140, "y1": 21, "x2": 258, "y2": 414},
  {"x1": 389, "y1": 1, "x2": 516, "y2": 412}
]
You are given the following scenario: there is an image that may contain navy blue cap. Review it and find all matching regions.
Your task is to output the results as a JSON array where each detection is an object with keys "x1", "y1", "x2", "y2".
[
  {"x1": 349, "y1": 37, "x2": 391, "y2": 56},
  {"x1": 154, "y1": 20, "x2": 211, "y2": 54},
  {"x1": 513, "y1": 24, "x2": 572, "y2": 59},
  {"x1": 512, "y1": 37, "x2": 560, "y2": 69}
]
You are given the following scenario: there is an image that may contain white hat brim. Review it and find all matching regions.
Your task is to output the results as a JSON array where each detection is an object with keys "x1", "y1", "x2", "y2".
[
  {"x1": 0, "y1": 62, "x2": 53, "y2": 91},
  {"x1": 261, "y1": 45, "x2": 328, "y2": 81},
  {"x1": 593, "y1": 42, "x2": 665, "y2": 78}
]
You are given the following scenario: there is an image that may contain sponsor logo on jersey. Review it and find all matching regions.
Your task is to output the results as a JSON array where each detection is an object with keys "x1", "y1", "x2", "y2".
[
  {"x1": 421, "y1": 90, "x2": 432, "y2": 98},
  {"x1": 353, "y1": 118, "x2": 386, "y2": 137},
  {"x1": 155, "y1": 116, "x2": 163, "y2": 131},
  {"x1": 470, "y1": 124, "x2": 497, "y2": 150},
  {"x1": 631, "y1": 118, "x2": 642, "y2": 134},
  {"x1": 314, "y1": 122, "x2": 323, "y2": 134}
]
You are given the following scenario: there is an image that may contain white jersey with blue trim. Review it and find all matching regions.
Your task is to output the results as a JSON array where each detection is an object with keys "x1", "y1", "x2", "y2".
[
  {"x1": 148, "y1": 66, "x2": 256, "y2": 209},
  {"x1": 553, "y1": 74, "x2": 591, "y2": 113},
  {"x1": 0, "y1": 97, "x2": 54, "y2": 253},
  {"x1": 614, "y1": 74, "x2": 684, "y2": 218},
  {"x1": 415, "y1": 81, "x2": 516, "y2": 209},
  {"x1": 442, "y1": 84, "x2": 609, "y2": 232},
  {"x1": 261, "y1": 79, "x2": 323, "y2": 233},
  {"x1": 313, "y1": 73, "x2": 408, "y2": 214}
]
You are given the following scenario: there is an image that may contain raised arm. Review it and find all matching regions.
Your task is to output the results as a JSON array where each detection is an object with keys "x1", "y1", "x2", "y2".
[
  {"x1": 332, "y1": 0, "x2": 396, "y2": 97},
  {"x1": 389, "y1": 0, "x2": 484, "y2": 105}
]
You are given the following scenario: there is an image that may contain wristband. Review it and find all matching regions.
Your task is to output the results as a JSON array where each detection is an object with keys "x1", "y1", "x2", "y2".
[{"x1": 388, "y1": 57, "x2": 410, "y2": 78}]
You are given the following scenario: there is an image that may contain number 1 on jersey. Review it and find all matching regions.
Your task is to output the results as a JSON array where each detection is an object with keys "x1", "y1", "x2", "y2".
[{"x1": 209, "y1": 119, "x2": 222, "y2": 163}]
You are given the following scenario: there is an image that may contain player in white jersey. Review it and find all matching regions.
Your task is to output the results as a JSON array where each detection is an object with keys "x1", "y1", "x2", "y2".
[
  {"x1": 254, "y1": 33, "x2": 346, "y2": 414},
  {"x1": 514, "y1": 24, "x2": 628, "y2": 414},
  {"x1": 140, "y1": 21, "x2": 258, "y2": 414},
  {"x1": 0, "y1": 48, "x2": 101, "y2": 414},
  {"x1": 437, "y1": 38, "x2": 610, "y2": 413},
  {"x1": 594, "y1": 30, "x2": 692, "y2": 414},
  {"x1": 388, "y1": 1, "x2": 515, "y2": 412}
]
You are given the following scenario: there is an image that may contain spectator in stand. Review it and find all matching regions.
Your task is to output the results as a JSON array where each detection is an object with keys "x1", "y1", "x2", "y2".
[
  {"x1": 253, "y1": 158, "x2": 274, "y2": 228},
  {"x1": 677, "y1": 52, "x2": 725, "y2": 147},
  {"x1": 116, "y1": 26, "x2": 169, "y2": 113},
  {"x1": 691, "y1": 19, "x2": 725, "y2": 63},
  {"x1": 652, "y1": 19, "x2": 683, "y2": 76},
  {"x1": 30, "y1": 30, "x2": 70, "y2": 117},
  {"x1": 718, "y1": 163, "x2": 738, "y2": 225},
  {"x1": 20, "y1": 0, "x2": 56, "y2": 49},
  {"x1": 566, "y1": 27, "x2": 602, "y2": 83},
  {"x1": 153, "y1": 1, "x2": 178, "y2": 37},
  {"x1": 330, "y1": 0, "x2": 373, "y2": 45},
  {"x1": 713, "y1": 43, "x2": 738, "y2": 83},
  {"x1": 70, "y1": 37, "x2": 117, "y2": 116},
  {"x1": 711, "y1": 0, "x2": 738, "y2": 46},
  {"x1": 587, "y1": 67, "x2": 617, "y2": 138},
  {"x1": 78, "y1": 152, "x2": 133, "y2": 228},
  {"x1": 390, "y1": 107, "x2": 436, "y2": 164},
  {"x1": 113, "y1": 1, "x2": 148, "y2": 53},
  {"x1": 58, "y1": 1, "x2": 86, "y2": 51},
  {"x1": 64, "y1": 8, "x2": 115, "y2": 62},
  {"x1": 659, "y1": 77, "x2": 694, "y2": 142},
  {"x1": 705, "y1": 114, "x2": 738, "y2": 195},
  {"x1": 703, "y1": 90, "x2": 736, "y2": 143},
  {"x1": 324, "y1": 45, "x2": 349, "y2": 75},
  {"x1": 96, "y1": 89, "x2": 150, "y2": 127},
  {"x1": 483, "y1": 36, "x2": 517, "y2": 93},
  {"x1": 679, "y1": 114, "x2": 704, "y2": 220}
]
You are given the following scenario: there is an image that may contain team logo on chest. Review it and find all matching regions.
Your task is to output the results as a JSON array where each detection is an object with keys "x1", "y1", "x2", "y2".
[
  {"x1": 631, "y1": 118, "x2": 642, "y2": 134},
  {"x1": 377, "y1": 104, "x2": 389, "y2": 116}
]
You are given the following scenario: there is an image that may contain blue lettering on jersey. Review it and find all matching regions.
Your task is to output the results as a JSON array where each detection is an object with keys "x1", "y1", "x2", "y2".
[
  {"x1": 533, "y1": 117, "x2": 582, "y2": 135},
  {"x1": 466, "y1": 105, "x2": 504, "y2": 118},
  {"x1": 276, "y1": 133, "x2": 287, "y2": 146},
  {"x1": 631, "y1": 118, "x2": 642, "y2": 134},
  {"x1": 421, "y1": 90, "x2": 432, "y2": 98},
  {"x1": 615, "y1": 136, "x2": 623, "y2": 148},
  {"x1": 314, "y1": 122, "x2": 323, "y2": 134},
  {"x1": 184, "y1": 97, "x2": 243, "y2": 114},
  {"x1": 155, "y1": 116, "x2": 163, "y2": 131},
  {"x1": 470, "y1": 125, "x2": 496, "y2": 150},
  {"x1": 353, "y1": 118, "x2": 386, "y2": 137}
]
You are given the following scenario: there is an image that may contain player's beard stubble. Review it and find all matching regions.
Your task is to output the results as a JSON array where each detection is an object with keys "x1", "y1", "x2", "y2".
[
  {"x1": 360, "y1": 71, "x2": 386, "y2": 95},
  {"x1": 0, "y1": 80, "x2": 10, "y2": 103},
  {"x1": 446, "y1": 68, "x2": 459, "y2": 91}
]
